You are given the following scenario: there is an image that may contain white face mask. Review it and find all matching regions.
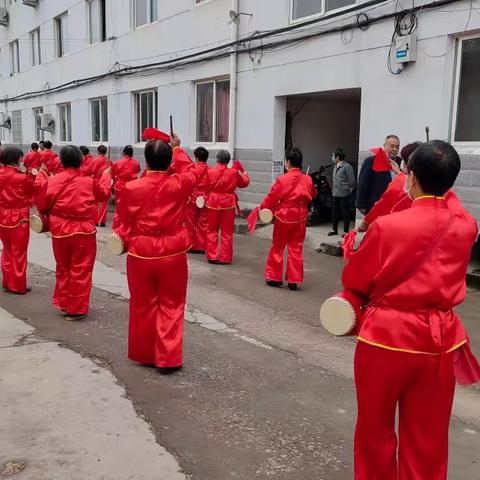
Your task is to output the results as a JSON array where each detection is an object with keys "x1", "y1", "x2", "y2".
[
  {"x1": 332, "y1": 154, "x2": 336, "y2": 163},
  {"x1": 404, "y1": 174, "x2": 413, "y2": 200}
]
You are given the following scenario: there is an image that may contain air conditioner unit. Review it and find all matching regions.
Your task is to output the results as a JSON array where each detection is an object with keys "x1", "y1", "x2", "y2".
[
  {"x1": 0, "y1": 8, "x2": 9, "y2": 27},
  {"x1": 39, "y1": 113, "x2": 55, "y2": 132},
  {"x1": 0, "y1": 113, "x2": 11, "y2": 129},
  {"x1": 22, "y1": 0, "x2": 39, "y2": 7}
]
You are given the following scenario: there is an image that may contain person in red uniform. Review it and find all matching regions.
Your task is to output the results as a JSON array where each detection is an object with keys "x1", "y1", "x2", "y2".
[
  {"x1": 36, "y1": 145, "x2": 111, "y2": 320},
  {"x1": 111, "y1": 145, "x2": 140, "y2": 230},
  {"x1": 23, "y1": 142, "x2": 42, "y2": 172},
  {"x1": 79, "y1": 146, "x2": 96, "y2": 178},
  {"x1": 187, "y1": 146, "x2": 210, "y2": 254},
  {"x1": 0, "y1": 147, "x2": 36, "y2": 294},
  {"x1": 92, "y1": 145, "x2": 111, "y2": 227},
  {"x1": 342, "y1": 140, "x2": 479, "y2": 479},
  {"x1": 258, "y1": 148, "x2": 316, "y2": 291},
  {"x1": 114, "y1": 132, "x2": 197, "y2": 373},
  {"x1": 39, "y1": 140, "x2": 63, "y2": 175},
  {"x1": 205, "y1": 151, "x2": 250, "y2": 265}
]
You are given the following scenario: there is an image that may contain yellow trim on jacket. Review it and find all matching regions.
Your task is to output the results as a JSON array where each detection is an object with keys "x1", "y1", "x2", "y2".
[
  {"x1": 51, "y1": 230, "x2": 96, "y2": 239},
  {"x1": 127, "y1": 246, "x2": 192, "y2": 260},
  {"x1": 357, "y1": 336, "x2": 466, "y2": 355}
]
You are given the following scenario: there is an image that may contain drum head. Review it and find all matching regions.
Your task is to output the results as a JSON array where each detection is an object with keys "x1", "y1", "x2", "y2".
[
  {"x1": 106, "y1": 234, "x2": 125, "y2": 256},
  {"x1": 196, "y1": 196, "x2": 205, "y2": 209},
  {"x1": 320, "y1": 297, "x2": 356, "y2": 336},
  {"x1": 19, "y1": 165, "x2": 27, "y2": 173},
  {"x1": 31, "y1": 168, "x2": 39, "y2": 176},
  {"x1": 259, "y1": 208, "x2": 273, "y2": 224},
  {"x1": 30, "y1": 215, "x2": 44, "y2": 234}
]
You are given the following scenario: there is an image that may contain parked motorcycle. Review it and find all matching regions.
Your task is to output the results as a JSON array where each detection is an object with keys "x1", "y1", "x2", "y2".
[{"x1": 307, "y1": 165, "x2": 333, "y2": 226}]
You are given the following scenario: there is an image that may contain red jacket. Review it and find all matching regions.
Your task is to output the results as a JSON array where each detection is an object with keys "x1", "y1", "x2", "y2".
[
  {"x1": 206, "y1": 164, "x2": 250, "y2": 210},
  {"x1": 36, "y1": 168, "x2": 111, "y2": 238},
  {"x1": 23, "y1": 151, "x2": 42, "y2": 171},
  {"x1": 92, "y1": 155, "x2": 112, "y2": 180},
  {"x1": 80, "y1": 154, "x2": 96, "y2": 178},
  {"x1": 39, "y1": 150, "x2": 63, "y2": 175},
  {"x1": 111, "y1": 156, "x2": 140, "y2": 194},
  {"x1": 0, "y1": 166, "x2": 36, "y2": 227},
  {"x1": 115, "y1": 147, "x2": 198, "y2": 259},
  {"x1": 342, "y1": 196, "x2": 478, "y2": 354},
  {"x1": 260, "y1": 168, "x2": 316, "y2": 223},
  {"x1": 191, "y1": 162, "x2": 210, "y2": 201}
]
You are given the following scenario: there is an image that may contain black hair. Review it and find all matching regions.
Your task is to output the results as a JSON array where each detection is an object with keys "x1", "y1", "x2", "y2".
[
  {"x1": 59, "y1": 145, "x2": 83, "y2": 169},
  {"x1": 79, "y1": 146, "x2": 90, "y2": 155},
  {"x1": 285, "y1": 147, "x2": 303, "y2": 168},
  {"x1": 216, "y1": 150, "x2": 231, "y2": 165},
  {"x1": 31, "y1": 142, "x2": 39, "y2": 151},
  {"x1": 334, "y1": 148, "x2": 346, "y2": 161},
  {"x1": 0, "y1": 146, "x2": 23, "y2": 166},
  {"x1": 123, "y1": 145, "x2": 134, "y2": 157},
  {"x1": 43, "y1": 140, "x2": 52, "y2": 149},
  {"x1": 39, "y1": 140, "x2": 44, "y2": 146},
  {"x1": 194, "y1": 146, "x2": 209, "y2": 163},
  {"x1": 97, "y1": 145, "x2": 108, "y2": 155},
  {"x1": 144, "y1": 140, "x2": 172, "y2": 171},
  {"x1": 401, "y1": 142, "x2": 422, "y2": 163},
  {"x1": 408, "y1": 140, "x2": 461, "y2": 197},
  {"x1": 385, "y1": 135, "x2": 400, "y2": 142}
]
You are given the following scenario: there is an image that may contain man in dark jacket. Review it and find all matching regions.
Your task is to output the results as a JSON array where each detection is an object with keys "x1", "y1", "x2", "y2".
[{"x1": 356, "y1": 135, "x2": 401, "y2": 214}]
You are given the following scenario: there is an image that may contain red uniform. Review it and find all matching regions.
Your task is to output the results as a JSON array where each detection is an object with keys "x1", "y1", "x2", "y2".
[
  {"x1": 111, "y1": 156, "x2": 140, "y2": 230},
  {"x1": 36, "y1": 168, "x2": 111, "y2": 316},
  {"x1": 79, "y1": 154, "x2": 96, "y2": 178},
  {"x1": 92, "y1": 154, "x2": 112, "y2": 225},
  {"x1": 260, "y1": 168, "x2": 316, "y2": 284},
  {"x1": 205, "y1": 164, "x2": 250, "y2": 264},
  {"x1": 186, "y1": 161, "x2": 209, "y2": 251},
  {"x1": 0, "y1": 166, "x2": 36, "y2": 293},
  {"x1": 342, "y1": 196, "x2": 478, "y2": 479},
  {"x1": 40, "y1": 149, "x2": 63, "y2": 175},
  {"x1": 23, "y1": 150, "x2": 42, "y2": 172},
  {"x1": 115, "y1": 147, "x2": 197, "y2": 368}
]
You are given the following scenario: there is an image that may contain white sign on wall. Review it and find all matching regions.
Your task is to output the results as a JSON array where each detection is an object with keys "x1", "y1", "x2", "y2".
[{"x1": 272, "y1": 159, "x2": 284, "y2": 182}]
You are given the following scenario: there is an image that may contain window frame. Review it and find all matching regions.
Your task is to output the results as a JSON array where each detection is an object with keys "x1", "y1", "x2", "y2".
[
  {"x1": 451, "y1": 34, "x2": 480, "y2": 151},
  {"x1": 87, "y1": 0, "x2": 106, "y2": 45},
  {"x1": 194, "y1": 77, "x2": 230, "y2": 146},
  {"x1": 55, "y1": 12, "x2": 69, "y2": 58},
  {"x1": 290, "y1": 0, "x2": 356, "y2": 24},
  {"x1": 30, "y1": 28, "x2": 41, "y2": 67},
  {"x1": 133, "y1": 0, "x2": 158, "y2": 29},
  {"x1": 33, "y1": 107, "x2": 44, "y2": 142},
  {"x1": 90, "y1": 97, "x2": 109, "y2": 143},
  {"x1": 133, "y1": 89, "x2": 158, "y2": 144},
  {"x1": 58, "y1": 103, "x2": 72, "y2": 143},
  {"x1": 11, "y1": 110, "x2": 23, "y2": 145},
  {"x1": 10, "y1": 39, "x2": 20, "y2": 74}
]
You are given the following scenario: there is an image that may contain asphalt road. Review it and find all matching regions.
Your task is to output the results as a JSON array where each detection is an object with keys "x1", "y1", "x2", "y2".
[{"x1": 1, "y1": 232, "x2": 480, "y2": 479}]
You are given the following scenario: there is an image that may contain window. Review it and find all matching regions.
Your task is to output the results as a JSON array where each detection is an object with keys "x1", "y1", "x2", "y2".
[
  {"x1": 55, "y1": 12, "x2": 69, "y2": 58},
  {"x1": 10, "y1": 40, "x2": 19, "y2": 74},
  {"x1": 196, "y1": 79, "x2": 230, "y2": 144},
  {"x1": 134, "y1": 90, "x2": 157, "y2": 142},
  {"x1": 11, "y1": 110, "x2": 22, "y2": 144},
  {"x1": 90, "y1": 97, "x2": 108, "y2": 142},
  {"x1": 30, "y1": 28, "x2": 41, "y2": 67},
  {"x1": 134, "y1": 0, "x2": 158, "y2": 28},
  {"x1": 88, "y1": 0, "x2": 106, "y2": 44},
  {"x1": 58, "y1": 103, "x2": 72, "y2": 142},
  {"x1": 291, "y1": 0, "x2": 355, "y2": 21},
  {"x1": 453, "y1": 36, "x2": 480, "y2": 145},
  {"x1": 33, "y1": 107, "x2": 44, "y2": 141}
]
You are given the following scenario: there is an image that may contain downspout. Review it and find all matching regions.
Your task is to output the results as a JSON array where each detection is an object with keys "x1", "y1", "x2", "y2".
[{"x1": 228, "y1": 0, "x2": 239, "y2": 160}]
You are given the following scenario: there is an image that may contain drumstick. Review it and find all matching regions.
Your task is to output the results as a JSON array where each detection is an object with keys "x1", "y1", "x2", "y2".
[
  {"x1": 170, "y1": 116, "x2": 174, "y2": 137},
  {"x1": 425, "y1": 126, "x2": 430, "y2": 142},
  {"x1": 306, "y1": 165, "x2": 310, "y2": 175}
]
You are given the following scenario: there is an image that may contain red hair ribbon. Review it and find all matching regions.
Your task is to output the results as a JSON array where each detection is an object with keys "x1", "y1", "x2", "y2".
[
  {"x1": 370, "y1": 147, "x2": 392, "y2": 172},
  {"x1": 143, "y1": 128, "x2": 171, "y2": 142},
  {"x1": 246, "y1": 207, "x2": 260, "y2": 235}
]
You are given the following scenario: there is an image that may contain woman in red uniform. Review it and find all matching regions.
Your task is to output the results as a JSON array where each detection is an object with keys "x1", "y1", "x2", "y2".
[
  {"x1": 343, "y1": 141, "x2": 479, "y2": 479},
  {"x1": 187, "y1": 146, "x2": 210, "y2": 254},
  {"x1": 79, "y1": 146, "x2": 96, "y2": 178},
  {"x1": 23, "y1": 142, "x2": 42, "y2": 172},
  {"x1": 0, "y1": 147, "x2": 36, "y2": 294},
  {"x1": 205, "y1": 151, "x2": 250, "y2": 265},
  {"x1": 92, "y1": 145, "x2": 111, "y2": 227},
  {"x1": 115, "y1": 133, "x2": 197, "y2": 373},
  {"x1": 111, "y1": 145, "x2": 140, "y2": 230},
  {"x1": 39, "y1": 140, "x2": 62, "y2": 175},
  {"x1": 36, "y1": 145, "x2": 111, "y2": 320},
  {"x1": 259, "y1": 148, "x2": 316, "y2": 290}
]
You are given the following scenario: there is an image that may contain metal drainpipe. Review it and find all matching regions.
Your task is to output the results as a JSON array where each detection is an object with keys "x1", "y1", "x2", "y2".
[{"x1": 228, "y1": 0, "x2": 239, "y2": 160}]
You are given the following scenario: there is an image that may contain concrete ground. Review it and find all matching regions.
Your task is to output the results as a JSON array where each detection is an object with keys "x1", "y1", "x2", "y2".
[{"x1": 0, "y1": 228, "x2": 479, "y2": 479}]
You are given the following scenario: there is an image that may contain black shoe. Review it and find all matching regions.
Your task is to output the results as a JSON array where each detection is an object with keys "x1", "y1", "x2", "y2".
[
  {"x1": 6, "y1": 287, "x2": 31, "y2": 295},
  {"x1": 64, "y1": 313, "x2": 88, "y2": 321},
  {"x1": 217, "y1": 261, "x2": 231, "y2": 265},
  {"x1": 288, "y1": 283, "x2": 298, "y2": 291},
  {"x1": 157, "y1": 365, "x2": 182, "y2": 375},
  {"x1": 266, "y1": 280, "x2": 283, "y2": 287},
  {"x1": 189, "y1": 249, "x2": 206, "y2": 254},
  {"x1": 327, "y1": 231, "x2": 338, "y2": 237},
  {"x1": 100, "y1": 223, "x2": 106, "y2": 228},
  {"x1": 208, "y1": 259, "x2": 220, "y2": 265}
]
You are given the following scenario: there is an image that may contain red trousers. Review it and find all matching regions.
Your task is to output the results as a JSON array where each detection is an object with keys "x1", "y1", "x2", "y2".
[
  {"x1": 97, "y1": 200, "x2": 109, "y2": 225},
  {"x1": 187, "y1": 202, "x2": 208, "y2": 251},
  {"x1": 0, "y1": 223, "x2": 29, "y2": 293},
  {"x1": 206, "y1": 208, "x2": 235, "y2": 263},
  {"x1": 52, "y1": 233, "x2": 97, "y2": 315},
  {"x1": 126, "y1": 253, "x2": 187, "y2": 368},
  {"x1": 265, "y1": 219, "x2": 306, "y2": 283},
  {"x1": 354, "y1": 342, "x2": 455, "y2": 480}
]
